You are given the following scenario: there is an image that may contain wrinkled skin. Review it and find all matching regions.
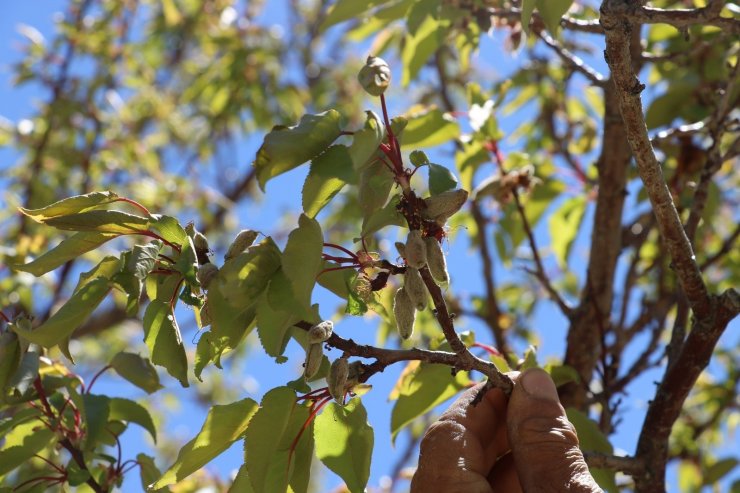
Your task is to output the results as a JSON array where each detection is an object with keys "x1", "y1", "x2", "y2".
[{"x1": 411, "y1": 368, "x2": 601, "y2": 493}]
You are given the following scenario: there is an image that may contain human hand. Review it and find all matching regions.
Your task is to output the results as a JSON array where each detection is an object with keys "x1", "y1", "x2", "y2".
[{"x1": 410, "y1": 368, "x2": 601, "y2": 493}]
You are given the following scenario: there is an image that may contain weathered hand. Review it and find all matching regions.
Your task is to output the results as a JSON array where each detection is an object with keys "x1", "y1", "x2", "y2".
[{"x1": 411, "y1": 368, "x2": 601, "y2": 493}]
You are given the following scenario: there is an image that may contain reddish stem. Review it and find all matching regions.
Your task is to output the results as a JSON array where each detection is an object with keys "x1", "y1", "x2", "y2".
[
  {"x1": 158, "y1": 253, "x2": 176, "y2": 264},
  {"x1": 472, "y1": 342, "x2": 502, "y2": 357},
  {"x1": 317, "y1": 265, "x2": 358, "y2": 278},
  {"x1": 112, "y1": 197, "x2": 151, "y2": 215},
  {"x1": 12, "y1": 475, "x2": 66, "y2": 492},
  {"x1": 33, "y1": 454, "x2": 66, "y2": 474},
  {"x1": 323, "y1": 242, "x2": 358, "y2": 259},
  {"x1": 296, "y1": 387, "x2": 330, "y2": 401},
  {"x1": 33, "y1": 378, "x2": 55, "y2": 419},
  {"x1": 86, "y1": 365, "x2": 112, "y2": 394},
  {"x1": 380, "y1": 93, "x2": 403, "y2": 171},
  {"x1": 0, "y1": 310, "x2": 10, "y2": 324},
  {"x1": 321, "y1": 254, "x2": 357, "y2": 264},
  {"x1": 287, "y1": 395, "x2": 333, "y2": 475}
]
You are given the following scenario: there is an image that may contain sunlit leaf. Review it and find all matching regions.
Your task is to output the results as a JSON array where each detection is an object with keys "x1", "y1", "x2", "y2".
[
  {"x1": 302, "y1": 145, "x2": 352, "y2": 218},
  {"x1": 548, "y1": 195, "x2": 587, "y2": 268},
  {"x1": 390, "y1": 362, "x2": 469, "y2": 442},
  {"x1": 18, "y1": 191, "x2": 119, "y2": 222},
  {"x1": 43, "y1": 210, "x2": 150, "y2": 235},
  {"x1": 0, "y1": 427, "x2": 55, "y2": 475},
  {"x1": 320, "y1": 0, "x2": 392, "y2": 31},
  {"x1": 154, "y1": 397, "x2": 259, "y2": 488},
  {"x1": 315, "y1": 399, "x2": 374, "y2": 493},
  {"x1": 401, "y1": 108, "x2": 459, "y2": 149},
  {"x1": 255, "y1": 110, "x2": 344, "y2": 190},
  {"x1": 282, "y1": 215, "x2": 323, "y2": 315}
]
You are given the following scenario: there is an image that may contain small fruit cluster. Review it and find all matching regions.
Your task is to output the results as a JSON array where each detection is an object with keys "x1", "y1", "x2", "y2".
[{"x1": 393, "y1": 189, "x2": 467, "y2": 339}]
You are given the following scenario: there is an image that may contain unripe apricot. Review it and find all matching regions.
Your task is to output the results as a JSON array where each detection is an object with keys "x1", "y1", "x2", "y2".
[
  {"x1": 357, "y1": 56, "x2": 391, "y2": 97},
  {"x1": 424, "y1": 236, "x2": 449, "y2": 284},
  {"x1": 393, "y1": 287, "x2": 416, "y2": 340},
  {"x1": 304, "y1": 343, "x2": 324, "y2": 379},
  {"x1": 308, "y1": 320, "x2": 333, "y2": 344},
  {"x1": 224, "y1": 229, "x2": 258, "y2": 261},
  {"x1": 405, "y1": 230, "x2": 427, "y2": 269},
  {"x1": 404, "y1": 267, "x2": 427, "y2": 310}
]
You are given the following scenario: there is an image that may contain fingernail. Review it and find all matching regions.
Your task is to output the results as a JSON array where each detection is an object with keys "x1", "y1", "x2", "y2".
[{"x1": 520, "y1": 368, "x2": 559, "y2": 402}]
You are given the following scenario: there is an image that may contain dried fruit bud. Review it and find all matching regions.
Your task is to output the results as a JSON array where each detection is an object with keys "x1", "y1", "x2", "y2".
[
  {"x1": 308, "y1": 320, "x2": 333, "y2": 344},
  {"x1": 422, "y1": 189, "x2": 469, "y2": 225},
  {"x1": 328, "y1": 357, "x2": 350, "y2": 404},
  {"x1": 224, "y1": 229, "x2": 258, "y2": 261},
  {"x1": 304, "y1": 343, "x2": 324, "y2": 379},
  {"x1": 404, "y1": 267, "x2": 427, "y2": 310},
  {"x1": 346, "y1": 361, "x2": 363, "y2": 388},
  {"x1": 197, "y1": 263, "x2": 219, "y2": 289},
  {"x1": 424, "y1": 237, "x2": 449, "y2": 283},
  {"x1": 393, "y1": 287, "x2": 416, "y2": 340},
  {"x1": 357, "y1": 55, "x2": 391, "y2": 97},
  {"x1": 405, "y1": 230, "x2": 427, "y2": 269}
]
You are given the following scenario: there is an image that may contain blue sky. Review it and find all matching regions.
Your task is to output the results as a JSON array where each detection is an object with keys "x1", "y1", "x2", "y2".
[{"x1": 1, "y1": 2, "x2": 737, "y2": 492}]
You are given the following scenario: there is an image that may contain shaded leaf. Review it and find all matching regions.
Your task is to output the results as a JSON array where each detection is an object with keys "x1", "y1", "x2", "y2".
[
  {"x1": 137, "y1": 453, "x2": 170, "y2": 493},
  {"x1": 428, "y1": 163, "x2": 458, "y2": 195},
  {"x1": 15, "y1": 231, "x2": 117, "y2": 277},
  {"x1": 256, "y1": 291, "x2": 298, "y2": 358},
  {"x1": 349, "y1": 111, "x2": 385, "y2": 171},
  {"x1": 321, "y1": 0, "x2": 392, "y2": 31},
  {"x1": 12, "y1": 278, "x2": 110, "y2": 348},
  {"x1": 302, "y1": 145, "x2": 351, "y2": 218},
  {"x1": 108, "y1": 397, "x2": 157, "y2": 442},
  {"x1": 110, "y1": 352, "x2": 163, "y2": 394},
  {"x1": 361, "y1": 194, "x2": 405, "y2": 237},
  {"x1": 44, "y1": 210, "x2": 150, "y2": 235},
  {"x1": 143, "y1": 300, "x2": 189, "y2": 387},
  {"x1": 154, "y1": 397, "x2": 259, "y2": 488}
]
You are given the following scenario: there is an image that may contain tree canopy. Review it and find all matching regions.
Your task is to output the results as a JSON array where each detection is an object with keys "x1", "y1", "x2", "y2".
[{"x1": 1, "y1": 1, "x2": 738, "y2": 492}]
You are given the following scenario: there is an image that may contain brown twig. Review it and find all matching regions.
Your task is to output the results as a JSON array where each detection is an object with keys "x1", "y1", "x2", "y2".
[
  {"x1": 583, "y1": 452, "x2": 644, "y2": 476},
  {"x1": 535, "y1": 30, "x2": 606, "y2": 86},
  {"x1": 608, "y1": 0, "x2": 739, "y2": 33}
]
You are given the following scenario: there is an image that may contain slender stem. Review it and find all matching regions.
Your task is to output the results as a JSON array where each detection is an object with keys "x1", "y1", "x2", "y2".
[
  {"x1": 0, "y1": 310, "x2": 10, "y2": 324},
  {"x1": 86, "y1": 365, "x2": 112, "y2": 394},
  {"x1": 112, "y1": 197, "x2": 150, "y2": 216},
  {"x1": 323, "y1": 242, "x2": 358, "y2": 259}
]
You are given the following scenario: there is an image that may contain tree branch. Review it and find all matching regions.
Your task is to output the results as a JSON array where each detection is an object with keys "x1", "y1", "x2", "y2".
[
  {"x1": 535, "y1": 30, "x2": 607, "y2": 86},
  {"x1": 583, "y1": 452, "x2": 644, "y2": 476},
  {"x1": 609, "y1": 0, "x2": 739, "y2": 33}
]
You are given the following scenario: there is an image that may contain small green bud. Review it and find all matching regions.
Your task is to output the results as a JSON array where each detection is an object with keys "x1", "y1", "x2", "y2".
[
  {"x1": 304, "y1": 343, "x2": 324, "y2": 379},
  {"x1": 328, "y1": 357, "x2": 350, "y2": 404},
  {"x1": 197, "y1": 263, "x2": 219, "y2": 289},
  {"x1": 358, "y1": 55, "x2": 391, "y2": 97},
  {"x1": 404, "y1": 267, "x2": 427, "y2": 311},
  {"x1": 424, "y1": 237, "x2": 449, "y2": 283},
  {"x1": 405, "y1": 230, "x2": 427, "y2": 269},
  {"x1": 422, "y1": 189, "x2": 469, "y2": 225},
  {"x1": 393, "y1": 287, "x2": 416, "y2": 340},
  {"x1": 224, "y1": 229, "x2": 258, "y2": 261},
  {"x1": 308, "y1": 320, "x2": 333, "y2": 344}
]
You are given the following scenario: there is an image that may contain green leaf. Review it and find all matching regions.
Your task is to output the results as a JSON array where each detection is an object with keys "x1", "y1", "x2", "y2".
[
  {"x1": 314, "y1": 399, "x2": 374, "y2": 493},
  {"x1": 349, "y1": 111, "x2": 385, "y2": 171},
  {"x1": 390, "y1": 362, "x2": 469, "y2": 442},
  {"x1": 228, "y1": 465, "x2": 256, "y2": 493},
  {"x1": 137, "y1": 453, "x2": 169, "y2": 492},
  {"x1": 255, "y1": 110, "x2": 344, "y2": 190},
  {"x1": 401, "y1": 2, "x2": 453, "y2": 85},
  {"x1": 346, "y1": 288, "x2": 368, "y2": 316},
  {"x1": 400, "y1": 108, "x2": 459, "y2": 149},
  {"x1": 566, "y1": 408, "x2": 617, "y2": 492},
  {"x1": 244, "y1": 387, "x2": 312, "y2": 493},
  {"x1": 0, "y1": 427, "x2": 55, "y2": 475},
  {"x1": 194, "y1": 331, "x2": 216, "y2": 381},
  {"x1": 114, "y1": 242, "x2": 163, "y2": 315},
  {"x1": 80, "y1": 393, "x2": 111, "y2": 450},
  {"x1": 256, "y1": 292, "x2": 298, "y2": 358},
  {"x1": 704, "y1": 458, "x2": 738, "y2": 485},
  {"x1": 0, "y1": 332, "x2": 21, "y2": 401},
  {"x1": 358, "y1": 160, "x2": 395, "y2": 220},
  {"x1": 149, "y1": 214, "x2": 189, "y2": 245},
  {"x1": 5, "y1": 344, "x2": 40, "y2": 399},
  {"x1": 320, "y1": 0, "x2": 392, "y2": 31},
  {"x1": 108, "y1": 397, "x2": 157, "y2": 442},
  {"x1": 282, "y1": 215, "x2": 323, "y2": 315},
  {"x1": 15, "y1": 231, "x2": 118, "y2": 276},
  {"x1": 43, "y1": 210, "x2": 150, "y2": 235},
  {"x1": 536, "y1": 0, "x2": 573, "y2": 35},
  {"x1": 154, "y1": 397, "x2": 259, "y2": 488},
  {"x1": 520, "y1": 346, "x2": 538, "y2": 370},
  {"x1": 110, "y1": 352, "x2": 163, "y2": 394},
  {"x1": 521, "y1": 0, "x2": 536, "y2": 33},
  {"x1": 409, "y1": 150, "x2": 429, "y2": 167},
  {"x1": 361, "y1": 194, "x2": 405, "y2": 237},
  {"x1": 12, "y1": 278, "x2": 110, "y2": 347},
  {"x1": 143, "y1": 300, "x2": 189, "y2": 387},
  {"x1": 175, "y1": 236, "x2": 199, "y2": 287},
  {"x1": 548, "y1": 196, "x2": 587, "y2": 268},
  {"x1": 428, "y1": 163, "x2": 459, "y2": 195},
  {"x1": 302, "y1": 145, "x2": 352, "y2": 218},
  {"x1": 18, "y1": 191, "x2": 119, "y2": 222}
]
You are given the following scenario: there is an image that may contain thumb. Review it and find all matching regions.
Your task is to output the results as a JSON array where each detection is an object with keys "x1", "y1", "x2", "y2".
[{"x1": 507, "y1": 368, "x2": 601, "y2": 493}]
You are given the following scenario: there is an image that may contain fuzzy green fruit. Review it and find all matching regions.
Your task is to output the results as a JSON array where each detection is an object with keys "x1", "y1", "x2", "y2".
[
  {"x1": 328, "y1": 357, "x2": 350, "y2": 404},
  {"x1": 422, "y1": 189, "x2": 469, "y2": 225},
  {"x1": 424, "y1": 236, "x2": 449, "y2": 283},
  {"x1": 405, "y1": 230, "x2": 427, "y2": 269},
  {"x1": 308, "y1": 320, "x2": 333, "y2": 344},
  {"x1": 304, "y1": 343, "x2": 324, "y2": 379},
  {"x1": 393, "y1": 287, "x2": 416, "y2": 340},
  {"x1": 404, "y1": 267, "x2": 427, "y2": 310},
  {"x1": 224, "y1": 229, "x2": 258, "y2": 261}
]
